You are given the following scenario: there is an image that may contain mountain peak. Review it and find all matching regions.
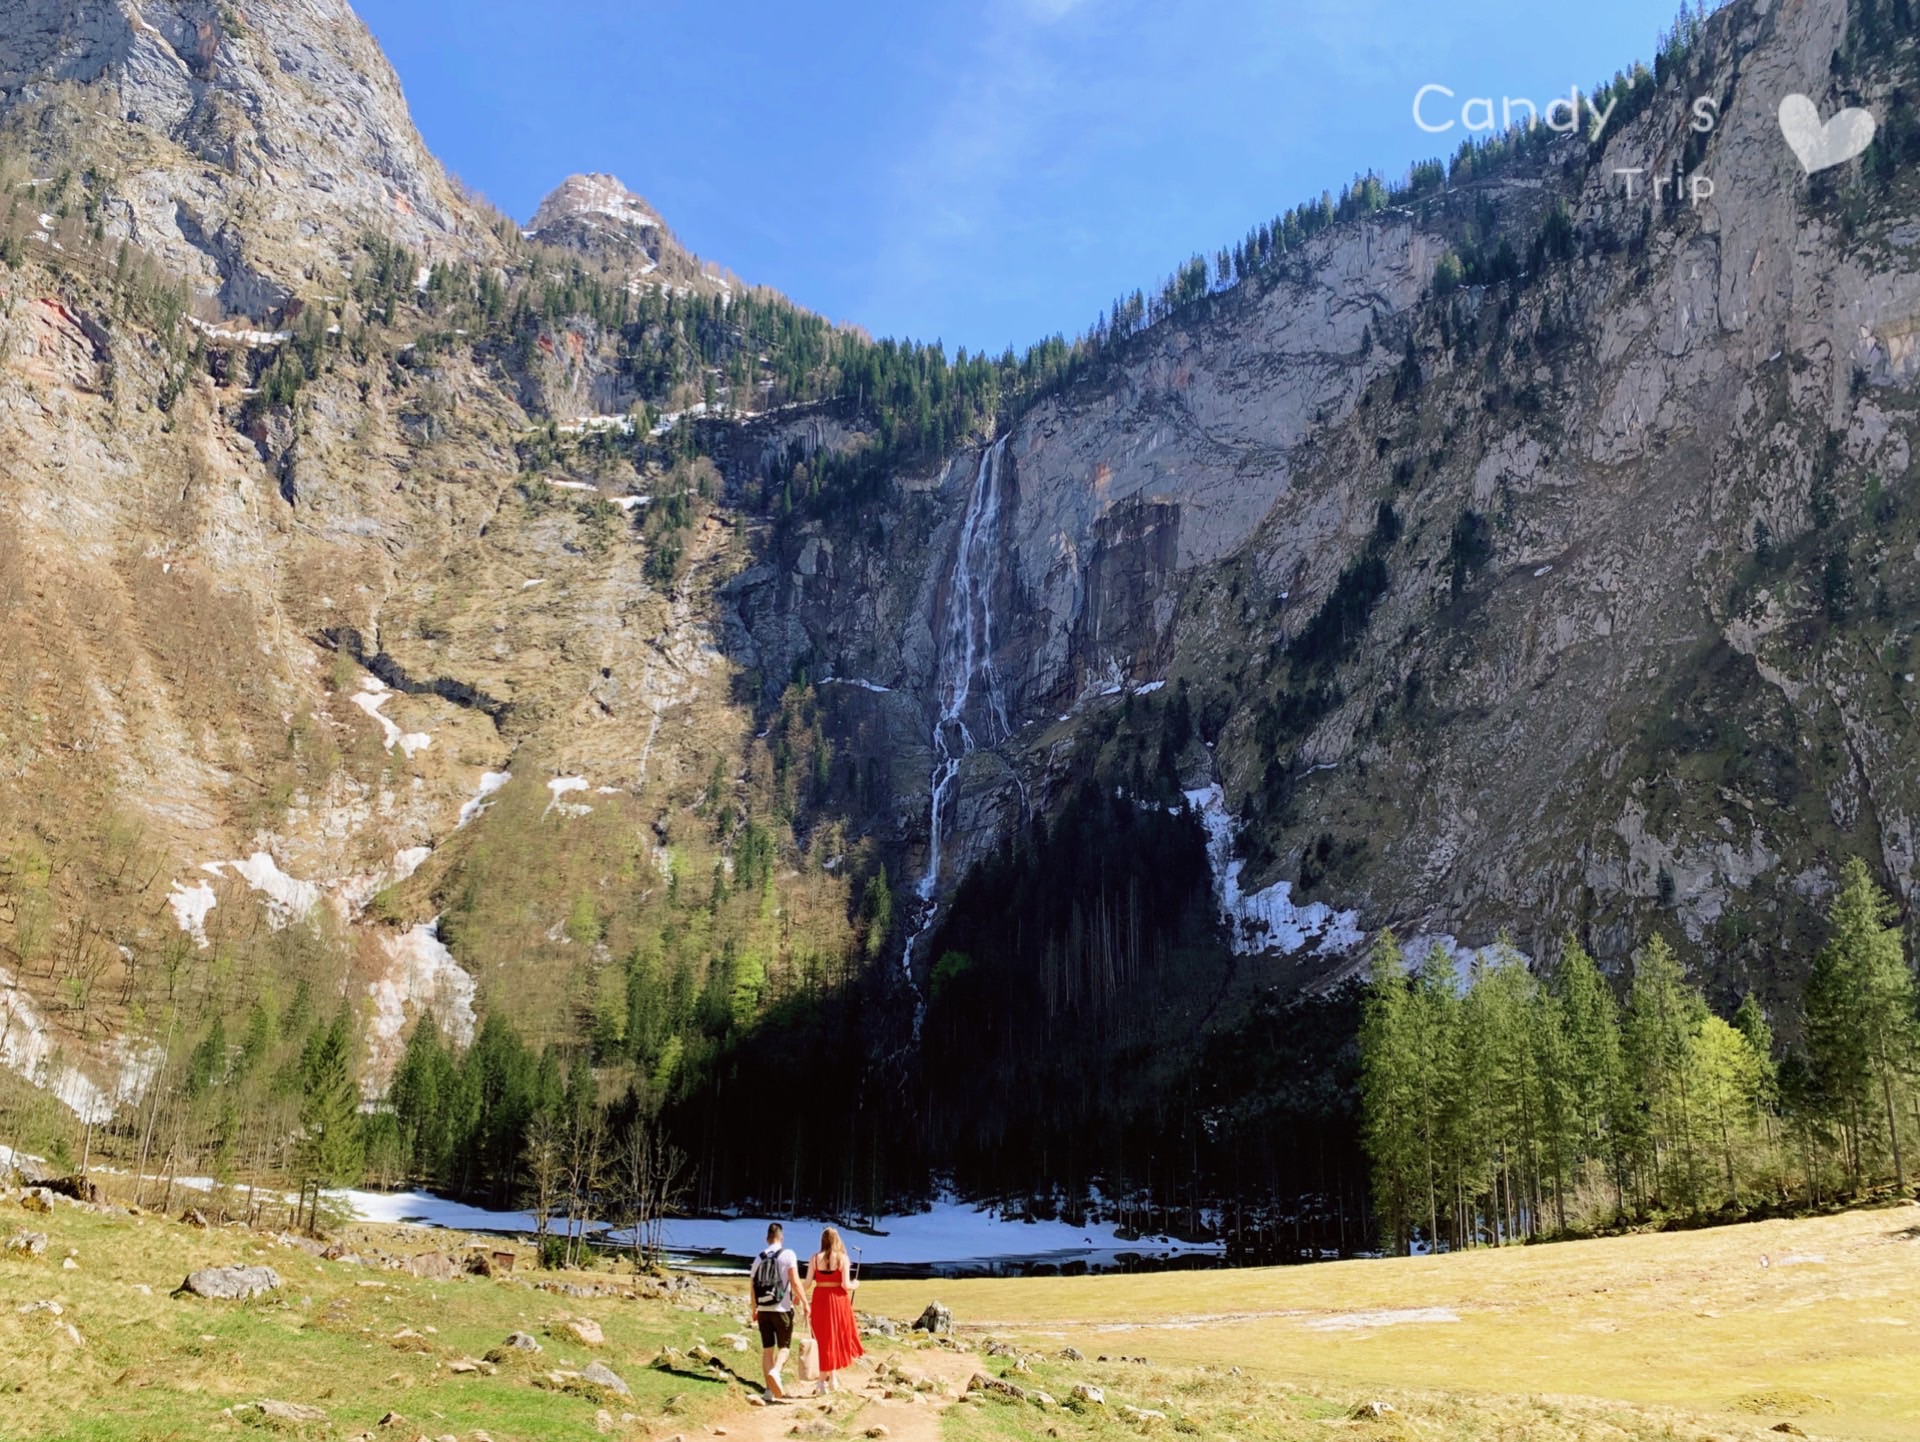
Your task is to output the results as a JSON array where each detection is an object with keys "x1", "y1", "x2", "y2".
[{"x1": 526, "y1": 173, "x2": 671, "y2": 262}]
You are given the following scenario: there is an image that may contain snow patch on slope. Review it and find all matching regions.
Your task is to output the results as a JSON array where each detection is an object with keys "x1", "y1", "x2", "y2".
[
  {"x1": 1185, "y1": 784, "x2": 1364, "y2": 957},
  {"x1": 168, "y1": 880, "x2": 218, "y2": 946},
  {"x1": 169, "y1": 841, "x2": 440, "y2": 951},
  {"x1": 458, "y1": 771, "x2": 512, "y2": 828},
  {"x1": 363, "y1": 919, "x2": 478, "y2": 1097},
  {"x1": 350, "y1": 678, "x2": 432, "y2": 759},
  {"x1": 213, "y1": 853, "x2": 322, "y2": 925},
  {"x1": 0, "y1": 970, "x2": 151, "y2": 1123},
  {"x1": 544, "y1": 776, "x2": 592, "y2": 819}
]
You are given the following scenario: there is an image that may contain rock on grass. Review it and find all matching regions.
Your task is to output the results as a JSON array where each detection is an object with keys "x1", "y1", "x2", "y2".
[
  {"x1": 968, "y1": 1373, "x2": 1028, "y2": 1402},
  {"x1": 176, "y1": 1265, "x2": 281, "y2": 1300},
  {"x1": 553, "y1": 1316, "x2": 605, "y2": 1347},
  {"x1": 233, "y1": 1399, "x2": 328, "y2": 1427},
  {"x1": 536, "y1": 1364, "x2": 629, "y2": 1404},
  {"x1": 581, "y1": 1361, "x2": 630, "y2": 1396}
]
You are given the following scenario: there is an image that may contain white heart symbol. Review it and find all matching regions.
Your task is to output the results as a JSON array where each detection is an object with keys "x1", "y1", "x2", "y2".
[{"x1": 1778, "y1": 94, "x2": 1877, "y2": 174}]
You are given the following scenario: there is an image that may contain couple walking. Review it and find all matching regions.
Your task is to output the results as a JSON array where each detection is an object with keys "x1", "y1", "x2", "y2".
[{"x1": 749, "y1": 1222, "x2": 865, "y2": 1400}]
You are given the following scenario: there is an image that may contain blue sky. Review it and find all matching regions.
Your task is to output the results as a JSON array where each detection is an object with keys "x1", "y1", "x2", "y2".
[{"x1": 355, "y1": 0, "x2": 1691, "y2": 354}]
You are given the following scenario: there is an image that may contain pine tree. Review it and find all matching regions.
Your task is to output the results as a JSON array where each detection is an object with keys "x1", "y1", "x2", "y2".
[
  {"x1": 1360, "y1": 932, "x2": 1419, "y2": 1251},
  {"x1": 1806, "y1": 858, "x2": 1918, "y2": 1193},
  {"x1": 1530, "y1": 981, "x2": 1579, "y2": 1234},
  {"x1": 389, "y1": 1012, "x2": 451, "y2": 1182},
  {"x1": 1456, "y1": 945, "x2": 1544, "y2": 1242},
  {"x1": 1552, "y1": 935, "x2": 1629, "y2": 1216},
  {"x1": 1408, "y1": 945, "x2": 1460, "y2": 1250},
  {"x1": 185, "y1": 1016, "x2": 228, "y2": 1100},
  {"x1": 1686, "y1": 1015, "x2": 1766, "y2": 1209},
  {"x1": 298, "y1": 1006, "x2": 364, "y2": 1189},
  {"x1": 1625, "y1": 935, "x2": 1707, "y2": 1210}
]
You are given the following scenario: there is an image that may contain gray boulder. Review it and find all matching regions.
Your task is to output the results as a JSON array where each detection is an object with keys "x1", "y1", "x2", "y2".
[
  {"x1": 175, "y1": 1264, "x2": 281, "y2": 1300},
  {"x1": 580, "y1": 1361, "x2": 630, "y2": 1396},
  {"x1": 5, "y1": 1230, "x2": 48, "y2": 1257},
  {"x1": 239, "y1": 1400, "x2": 328, "y2": 1424},
  {"x1": 967, "y1": 1374, "x2": 1027, "y2": 1402},
  {"x1": 912, "y1": 1301, "x2": 953, "y2": 1335}
]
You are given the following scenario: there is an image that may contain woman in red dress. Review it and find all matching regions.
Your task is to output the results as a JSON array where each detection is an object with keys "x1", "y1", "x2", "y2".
[{"x1": 806, "y1": 1226, "x2": 864, "y2": 1393}]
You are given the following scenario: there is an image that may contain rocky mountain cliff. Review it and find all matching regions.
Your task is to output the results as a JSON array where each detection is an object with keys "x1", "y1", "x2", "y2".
[
  {"x1": 747, "y1": 0, "x2": 1920, "y2": 1027},
  {"x1": 0, "y1": 0, "x2": 499, "y2": 316},
  {"x1": 0, "y1": 0, "x2": 1916, "y2": 1210}
]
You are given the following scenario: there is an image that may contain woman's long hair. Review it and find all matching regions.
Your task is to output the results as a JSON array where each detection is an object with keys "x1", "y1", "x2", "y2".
[{"x1": 818, "y1": 1226, "x2": 849, "y2": 1275}]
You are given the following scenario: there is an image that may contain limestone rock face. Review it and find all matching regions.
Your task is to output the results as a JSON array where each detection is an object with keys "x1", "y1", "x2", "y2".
[
  {"x1": 527, "y1": 174, "x2": 669, "y2": 265},
  {"x1": 739, "y1": 0, "x2": 1920, "y2": 999},
  {"x1": 0, "y1": 0, "x2": 493, "y2": 314}
]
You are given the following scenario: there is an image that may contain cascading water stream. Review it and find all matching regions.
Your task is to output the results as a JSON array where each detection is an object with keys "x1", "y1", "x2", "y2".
[{"x1": 900, "y1": 437, "x2": 1011, "y2": 1038}]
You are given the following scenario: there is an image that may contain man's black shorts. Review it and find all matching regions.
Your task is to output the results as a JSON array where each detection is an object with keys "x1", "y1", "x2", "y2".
[{"x1": 758, "y1": 1310, "x2": 794, "y2": 1349}]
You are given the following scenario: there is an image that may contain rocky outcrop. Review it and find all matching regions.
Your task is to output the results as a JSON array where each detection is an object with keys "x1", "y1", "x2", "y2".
[
  {"x1": 527, "y1": 174, "x2": 669, "y2": 265},
  {"x1": 0, "y1": 0, "x2": 494, "y2": 314}
]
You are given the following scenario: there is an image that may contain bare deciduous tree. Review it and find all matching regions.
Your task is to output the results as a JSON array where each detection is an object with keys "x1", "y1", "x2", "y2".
[{"x1": 614, "y1": 1117, "x2": 689, "y2": 1274}]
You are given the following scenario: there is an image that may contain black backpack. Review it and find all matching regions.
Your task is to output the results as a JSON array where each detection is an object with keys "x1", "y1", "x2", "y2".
[{"x1": 751, "y1": 1247, "x2": 790, "y2": 1310}]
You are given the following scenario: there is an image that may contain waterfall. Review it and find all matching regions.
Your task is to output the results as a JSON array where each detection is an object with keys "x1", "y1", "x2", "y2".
[{"x1": 900, "y1": 437, "x2": 1012, "y2": 1036}]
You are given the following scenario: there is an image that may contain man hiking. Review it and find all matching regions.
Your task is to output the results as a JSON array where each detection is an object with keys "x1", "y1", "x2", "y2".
[{"x1": 749, "y1": 1222, "x2": 808, "y2": 1400}]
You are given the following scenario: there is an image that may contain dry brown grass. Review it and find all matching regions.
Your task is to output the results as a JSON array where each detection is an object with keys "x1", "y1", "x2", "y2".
[{"x1": 863, "y1": 1206, "x2": 1920, "y2": 1442}]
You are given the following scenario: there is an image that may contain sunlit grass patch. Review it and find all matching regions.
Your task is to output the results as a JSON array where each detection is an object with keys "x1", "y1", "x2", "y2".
[
  {"x1": 865, "y1": 1205, "x2": 1920, "y2": 1442},
  {"x1": 0, "y1": 1201, "x2": 752, "y2": 1441}
]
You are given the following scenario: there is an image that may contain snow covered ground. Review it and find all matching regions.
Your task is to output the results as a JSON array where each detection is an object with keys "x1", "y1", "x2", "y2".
[
  {"x1": 458, "y1": 771, "x2": 512, "y2": 828},
  {"x1": 1184, "y1": 785, "x2": 1364, "y2": 958},
  {"x1": 215, "y1": 853, "x2": 322, "y2": 924},
  {"x1": 167, "y1": 879, "x2": 218, "y2": 946},
  {"x1": 544, "y1": 776, "x2": 593, "y2": 819},
  {"x1": 363, "y1": 920, "x2": 478, "y2": 1096},
  {"x1": 655, "y1": 1201, "x2": 1222, "y2": 1268},
  {"x1": 331, "y1": 1189, "x2": 604, "y2": 1237},
  {"x1": 187, "y1": 315, "x2": 293, "y2": 348},
  {"x1": 351, "y1": 678, "x2": 433, "y2": 759},
  {"x1": 0, "y1": 972, "x2": 153, "y2": 1123},
  {"x1": 326, "y1": 1191, "x2": 1223, "y2": 1269}
]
